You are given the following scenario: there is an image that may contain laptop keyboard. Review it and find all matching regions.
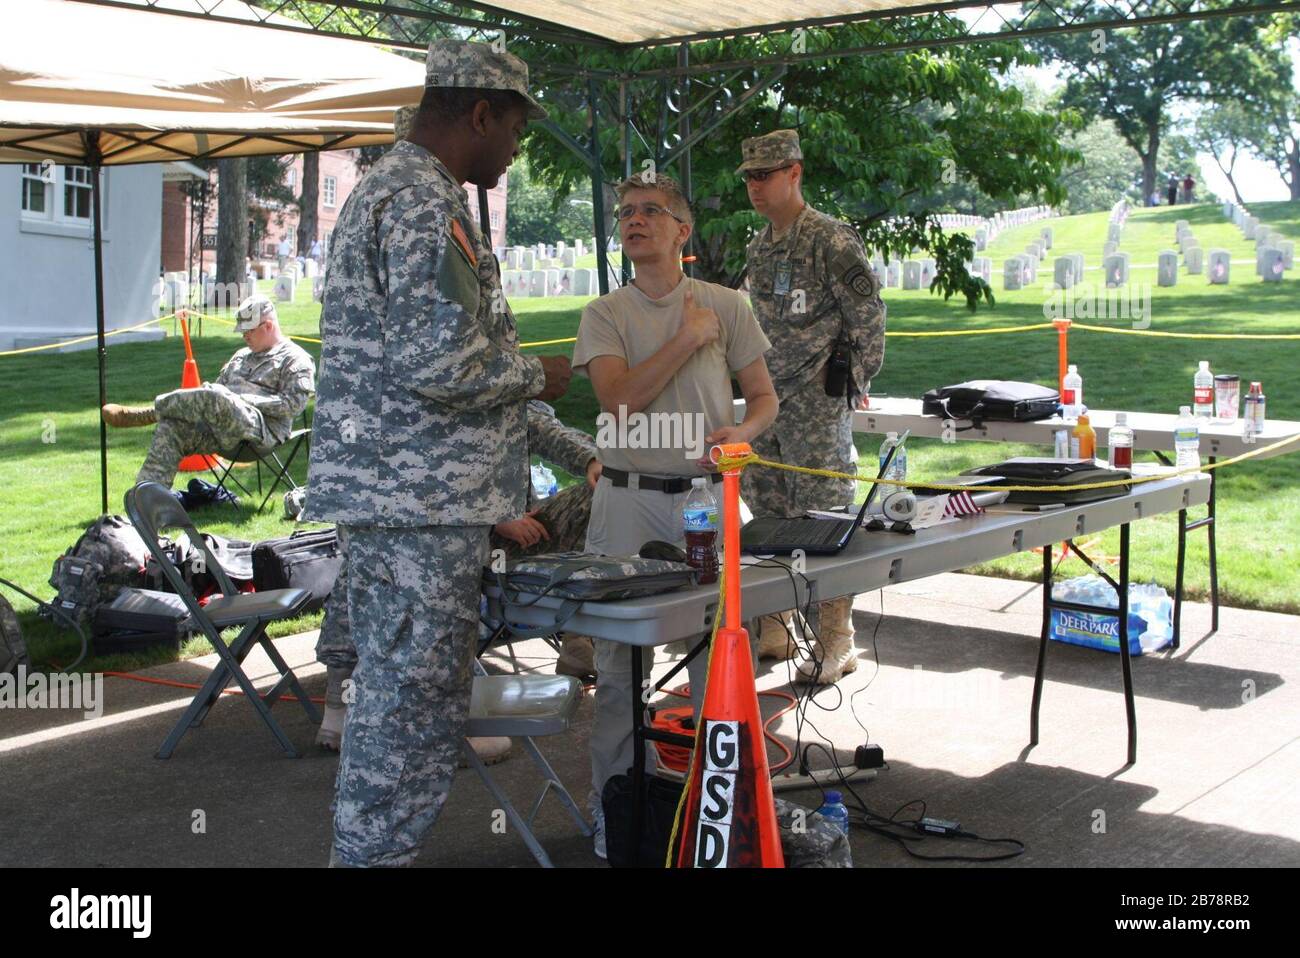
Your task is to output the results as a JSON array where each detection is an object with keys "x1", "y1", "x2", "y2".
[{"x1": 752, "y1": 519, "x2": 852, "y2": 549}]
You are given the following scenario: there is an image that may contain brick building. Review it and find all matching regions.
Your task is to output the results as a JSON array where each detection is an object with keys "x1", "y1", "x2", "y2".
[{"x1": 161, "y1": 149, "x2": 508, "y2": 275}]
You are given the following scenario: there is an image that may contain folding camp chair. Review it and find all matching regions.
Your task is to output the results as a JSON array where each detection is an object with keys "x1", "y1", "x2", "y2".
[
  {"x1": 125, "y1": 481, "x2": 319, "y2": 758},
  {"x1": 208, "y1": 422, "x2": 312, "y2": 513},
  {"x1": 461, "y1": 661, "x2": 591, "y2": 868}
]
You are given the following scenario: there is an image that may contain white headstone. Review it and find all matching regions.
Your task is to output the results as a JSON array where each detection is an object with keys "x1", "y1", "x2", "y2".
[
  {"x1": 1207, "y1": 249, "x2": 1230, "y2": 284},
  {"x1": 546, "y1": 269, "x2": 561, "y2": 295},
  {"x1": 1279, "y1": 240, "x2": 1295, "y2": 270},
  {"x1": 573, "y1": 269, "x2": 599, "y2": 296},
  {"x1": 1157, "y1": 251, "x2": 1178, "y2": 287},
  {"x1": 1053, "y1": 256, "x2": 1075, "y2": 290},
  {"x1": 1175, "y1": 219, "x2": 1189, "y2": 233},
  {"x1": 261, "y1": 264, "x2": 275, "y2": 280},
  {"x1": 562, "y1": 248, "x2": 577, "y2": 268},
  {"x1": 1243, "y1": 218, "x2": 1258, "y2": 240},
  {"x1": 1185, "y1": 246, "x2": 1204, "y2": 274},
  {"x1": 1107, "y1": 223, "x2": 1122, "y2": 244},
  {"x1": 1003, "y1": 257, "x2": 1024, "y2": 291},
  {"x1": 902, "y1": 261, "x2": 922, "y2": 290},
  {"x1": 1071, "y1": 253, "x2": 1085, "y2": 281},
  {"x1": 1260, "y1": 247, "x2": 1285, "y2": 282},
  {"x1": 974, "y1": 228, "x2": 987, "y2": 251},
  {"x1": 972, "y1": 256, "x2": 991, "y2": 283},
  {"x1": 919, "y1": 258, "x2": 936, "y2": 287},
  {"x1": 885, "y1": 262, "x2": 901, "y2": 288},
  {"x1": 557, "y1": 268, "x2": 575, "y2": 294},
  {"x1": 520, "y1": 250, "x2": 535, "y2": 271},
  {"x1": 1040, "y1": 226, "x2": 1053, "y2": 250},
  {"x1": 312, "y1": 276, "x2": 326, "y2": 302},
  {"x1": 529, "y1": 269, "x2": 548, "y2": 297},
  {"x1": 506, "y1": 248, "x2": 522, "y2": 269},
  {"x1": 304, "y1": 259, "x2": 318, "y2": 278},
  {"x1": 1103, "y1": 253, "x2": 1129, "y2": 288},
  {"x1": 274, "y1": 274, "x2": 296, "y2": 302},
  {"x1": 1021, "y1": 255, "x2": 1037, "y2": 285}
]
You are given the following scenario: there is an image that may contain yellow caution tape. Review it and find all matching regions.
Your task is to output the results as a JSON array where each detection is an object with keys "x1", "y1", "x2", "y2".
[
  {"x1": 716, "y1": 429, "x2": 1300, "y2": 494},
  {"x1": 186, "y1": 310, "x2": 322, "y2": 345},
  {"x1": 885, "y1": 323, "x2": 1057, "y2": 337},
  {"x1": 1070, "y1": 323, "x2": 1300, "y2": 340},
  {"x1": 0, "y1": 316, "x2": 169, "y2": 357}
]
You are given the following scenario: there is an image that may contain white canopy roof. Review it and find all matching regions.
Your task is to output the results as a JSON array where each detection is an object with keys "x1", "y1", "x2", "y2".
[{"x1": 0, "y1": 0, "x2": 425, "y2": 166}]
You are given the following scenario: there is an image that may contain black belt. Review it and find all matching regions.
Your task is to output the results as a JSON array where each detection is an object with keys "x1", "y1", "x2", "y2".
[{"x1": 602, "y1": 467, "x2": 723, "y2": 495}]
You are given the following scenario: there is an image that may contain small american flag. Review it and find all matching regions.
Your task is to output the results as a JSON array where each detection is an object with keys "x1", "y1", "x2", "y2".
[{"x1": 943, "y1": 491, "x2": 984, "y2": 517}]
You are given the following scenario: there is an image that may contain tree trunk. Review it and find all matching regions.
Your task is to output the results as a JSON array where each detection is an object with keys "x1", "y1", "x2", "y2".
[
  {"x1": 297, "y1": 151, "x2": 320, "y2": 255},
  {"x1": 1288, "y1": 136, "x2": 1300, "y2": 201},
  {"x1": 1141, "y1": 122, "x2": 1160, "y2": 201},
  {"x1": 216, "y1": 157, "x2": 247, "y2": 290}
]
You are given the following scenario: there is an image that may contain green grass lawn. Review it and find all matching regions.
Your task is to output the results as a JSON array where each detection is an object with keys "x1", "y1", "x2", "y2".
[{"x1": 3, "y1": 201, "x2": 1298, "y2": 674}]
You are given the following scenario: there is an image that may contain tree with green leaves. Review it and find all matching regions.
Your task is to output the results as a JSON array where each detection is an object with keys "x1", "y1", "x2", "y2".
[
  {"x1": 1194, "y1": 102, "x2": 1267, "y2": 205},
  {"x1": 1021, "y1": 5, "x2": 1265, "y2": 201},
  {"x1": 517, "y1": 22, "x2": 1080, "y2": 309}
]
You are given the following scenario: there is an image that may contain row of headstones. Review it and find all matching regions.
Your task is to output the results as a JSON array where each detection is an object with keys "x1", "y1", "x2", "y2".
[
  {"x1": 501, "y1": 266, "x2": 621, "y2": 298},
  {"x1": 1222, "y1": 203, "x2": 1294, "y2": 281},
  {"x1": 503, "y1": 238, "x2": 599, "y2": 272},
  {"x1": 970, "y1": 205, "x2": 1056, "y2": 252}
]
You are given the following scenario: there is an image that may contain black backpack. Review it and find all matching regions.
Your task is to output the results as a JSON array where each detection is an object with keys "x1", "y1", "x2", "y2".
[{"x1": 922, "y1": 380, "x2": 1061, "y2": 428}]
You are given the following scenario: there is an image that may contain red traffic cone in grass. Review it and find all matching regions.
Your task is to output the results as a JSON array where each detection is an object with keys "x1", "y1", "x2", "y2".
[
  {"x1": 176, "y1": 312, "x2": 219, "y2": 472},
  {"x1": 671, "y1": 442, "x2": 784, "y2": 869}
]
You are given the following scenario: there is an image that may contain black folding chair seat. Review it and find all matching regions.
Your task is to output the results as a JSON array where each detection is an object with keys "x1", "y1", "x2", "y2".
[
  {"x1": 125, "y1": 481, "x2": 320, "y2": 758},
  {"x1": 208, "y1": 424, "x2": 312, "y2": 513},
  {"x1": 203, "y1": 589, "x2": 310, "y2": 628}
]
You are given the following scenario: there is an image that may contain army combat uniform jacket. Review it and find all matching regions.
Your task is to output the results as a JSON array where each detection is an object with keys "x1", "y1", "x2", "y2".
[
  {"x1": 746, "y1": 204, "x2": 886, "y2": 401},
  {"x1": 304, "y1": 141, "x2": 545, "y2": 527}
]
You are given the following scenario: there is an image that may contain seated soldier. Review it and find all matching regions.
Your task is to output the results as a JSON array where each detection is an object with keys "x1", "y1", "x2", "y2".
[
  {"x1": 102, "y1": 295, "x2": 317, "y2": 489},
  {"x1": 312, "y1": 399, "x2": 603, "y2": 762}
]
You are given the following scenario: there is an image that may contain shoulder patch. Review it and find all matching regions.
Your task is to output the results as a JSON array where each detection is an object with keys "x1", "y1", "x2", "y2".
[{"x1": 450, "y1": 219, "x2": 478, "y2": 268}]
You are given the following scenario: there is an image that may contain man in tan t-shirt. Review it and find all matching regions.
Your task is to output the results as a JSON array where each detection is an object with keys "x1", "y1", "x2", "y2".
[{"x1": 572, "y1": 172, "x2": 777, "y2": 859}]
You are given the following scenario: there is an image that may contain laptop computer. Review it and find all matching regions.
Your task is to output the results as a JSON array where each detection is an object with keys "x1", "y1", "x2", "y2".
[{"x1": 741, "y1": 430, "x2": 910, "y2": 556}]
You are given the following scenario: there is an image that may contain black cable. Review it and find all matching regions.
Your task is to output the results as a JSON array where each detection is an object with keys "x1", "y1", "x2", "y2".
[{"x1": 0, "y1": 575, "x2": 89, "y2": 673}]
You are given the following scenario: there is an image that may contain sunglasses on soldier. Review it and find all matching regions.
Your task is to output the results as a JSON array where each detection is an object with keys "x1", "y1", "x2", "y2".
[{"x1": 743, "y1": 164, "x2": 795, "y2": 183}]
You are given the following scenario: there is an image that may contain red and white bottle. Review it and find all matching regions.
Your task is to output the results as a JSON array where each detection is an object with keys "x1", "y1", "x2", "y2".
[
  {"x1": 1193, "y1": 360, "x2": 1214, "y2": 418},
  {"x1": 1062, "y1": 365, "x2": 1083, "y2": 420}
]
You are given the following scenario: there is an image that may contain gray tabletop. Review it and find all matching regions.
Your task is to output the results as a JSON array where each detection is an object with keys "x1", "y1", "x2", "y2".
[{"x1": 485, "y1": 473, "x2": 1211, "y2": 648}]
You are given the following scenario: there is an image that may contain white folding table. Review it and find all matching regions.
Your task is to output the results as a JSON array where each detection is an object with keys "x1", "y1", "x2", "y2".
[{"x1": 486, "y1": 472, "x2": 1212, "y2": 839}]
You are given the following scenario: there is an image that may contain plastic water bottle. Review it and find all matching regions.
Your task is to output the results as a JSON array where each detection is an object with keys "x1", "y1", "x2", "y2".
[
  {"x1": 1108, "y1": 412, "x2": 1134, "y2": 469},
  {"x1": 530, "y1": 464, "x2": 557, "y2": 499},
  {"x1": 878, "y1": 431, "x2": 907, "y2": 481},
  {"x1": 1062, "y1": 364, "x2": 1083, "y2": 420},
  {"x1": 815, "y1": 790, "x2": 851, "y2": 837},
  {"x1": 683, "y1": 477, "x2": 719, "y2": 584},
  {"x1": 1193, "y1": 360, "x2": 1214, "y2": 418},
  {"x1": 1174, "y1": 406, "x2": 1200, "y2": 471}
]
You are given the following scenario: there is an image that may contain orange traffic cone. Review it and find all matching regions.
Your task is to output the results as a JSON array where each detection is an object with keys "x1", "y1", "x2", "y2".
[
  {"x1": 176, "y1": 312, "x2": 219, "y2": 472},
  {"x1": 671, "y1": 443, "x2": 784, "y2": 869}
]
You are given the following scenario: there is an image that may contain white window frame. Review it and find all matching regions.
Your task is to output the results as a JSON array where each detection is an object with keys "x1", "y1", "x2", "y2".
[
  {"x1": 323, "y1": 175, "x2": 337, "y2": 208},
  {"x1": 19, "y1": 164, "x2": 106, "y2": 237}
]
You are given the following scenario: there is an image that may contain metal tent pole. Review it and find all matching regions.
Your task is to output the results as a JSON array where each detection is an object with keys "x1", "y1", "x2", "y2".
[
  {"x1": 677, "y1": 42, "x2": 693, "y2": 278},
  {"x1": 89, "y1": 134, "x2": 109, "y2": 515},
  {"x1": 589, "y1": 77, "x2": 610, "y2": 295}
]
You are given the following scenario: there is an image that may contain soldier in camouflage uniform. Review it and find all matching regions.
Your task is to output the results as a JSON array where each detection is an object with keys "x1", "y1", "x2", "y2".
[
  {"x1": 313, "y1": 399, "x2": 601, "y2": 751},
  {"x1": 102, "y1": 294, "x2": 316, "y2": 489},
  {"x1": 302, "y1": 39, "x2": 569, "y2": 867},
  {"x1": 738, "y1": 130, "x2": 886, "y2": 685}
]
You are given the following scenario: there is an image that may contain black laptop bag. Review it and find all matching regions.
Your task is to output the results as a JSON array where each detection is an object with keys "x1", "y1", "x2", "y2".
[
  {"x1": 923, "y1": 380, "x2": 1061, "y2": 427},
  {"x1": 251, "y1": 529, "x2": 342, "y2": 613},
  {"x1": 964, "y1": 458, "x2": 1131, "y2": 505}
]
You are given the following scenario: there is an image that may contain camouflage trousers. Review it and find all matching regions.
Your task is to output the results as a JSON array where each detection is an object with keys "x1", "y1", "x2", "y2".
[
  {"x1": 316, "y1": 482, "x2": 594, "y2": 670},
  {"x1": 741, "y1": 377, "x2": 857, "y2": 518},
  {"x1": 331, "y1": 523, "x2": 490, "y2": 867},
  {"x1": 136, "y1": 383, "x2": 268, "y2": 488}
]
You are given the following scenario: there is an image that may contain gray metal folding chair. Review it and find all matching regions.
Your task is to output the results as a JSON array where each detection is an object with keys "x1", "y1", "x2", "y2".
[
  {"x1": 125, "y1": 481, "x2": 319, "y2": 758},
  {"x1": 461, "y1": 664, "x2": 591, "y2": 867},
  {"x1": 207, "y1": 423, "x2": 312, "y2": 512}
]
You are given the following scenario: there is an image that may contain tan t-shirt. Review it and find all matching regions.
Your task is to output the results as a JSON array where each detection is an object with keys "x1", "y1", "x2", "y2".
[{"x1": 573, "y1": 275, "x2": 770, "y2": 476}]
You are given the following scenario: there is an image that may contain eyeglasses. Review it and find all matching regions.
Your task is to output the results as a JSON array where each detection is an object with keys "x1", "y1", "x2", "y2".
[
  {"x1": 616, "y1": 202, "x2": 686, "y2": 224},
  {"x1": 743, "y1": 164, "x2": 794, "y2": 183}
]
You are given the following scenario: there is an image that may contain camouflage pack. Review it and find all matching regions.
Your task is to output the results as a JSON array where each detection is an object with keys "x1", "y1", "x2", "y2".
[
  {"x1": 488, "y1": 552, "x2": 697, "y2": 603},
  {"x1": 45, "y1": 515, "x2": 151, "y2": 630},
  {"x1": 1, "y1": 592, "x2": 30, "y2": 676}
]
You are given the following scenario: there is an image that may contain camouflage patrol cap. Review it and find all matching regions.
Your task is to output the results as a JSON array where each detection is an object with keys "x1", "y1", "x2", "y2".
[
  {"x1": 234, "y1": 294, "x2": 276, "y2": 331},
  {"x1": 393, "y1": 106, "x2": 418, "y2": 141},
  {"x1": 736, "y1": 129, "x2": 803, "y2": 175},
  {"x1": 424, "y1": 39, "x2": 547, "y2": 121}
]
